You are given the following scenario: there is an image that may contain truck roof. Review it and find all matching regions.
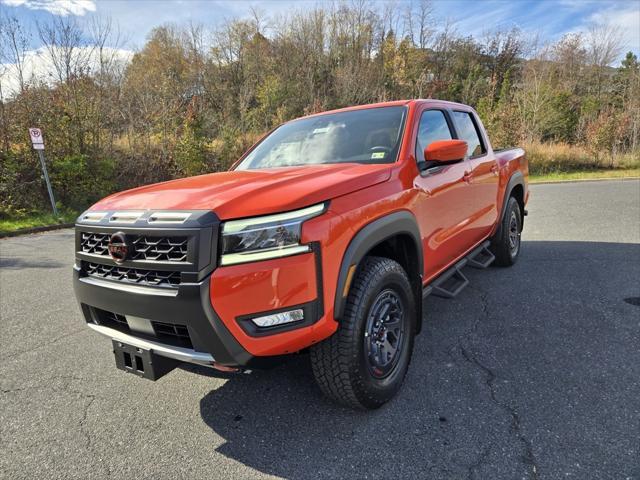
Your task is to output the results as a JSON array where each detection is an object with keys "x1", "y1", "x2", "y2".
[{"x1": 295, "y1": 99, "x2": 472, "y2": 121}]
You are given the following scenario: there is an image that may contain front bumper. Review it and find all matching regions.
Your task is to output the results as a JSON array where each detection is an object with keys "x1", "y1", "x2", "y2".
[
  {"x1": 74, "y1": 267, "x2": 256, "y2": 367},
  {"x1": 74, "y1": 251, "x2": 333, "y2": 369},
  {"x1": 87, "y1": 323, "x2": 214, "y2": 366}
]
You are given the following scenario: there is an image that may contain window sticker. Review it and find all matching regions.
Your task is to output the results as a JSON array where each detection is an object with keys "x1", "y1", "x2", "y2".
[{"x1": 371, "y1": 151, "x2": 386, "y2": 159}]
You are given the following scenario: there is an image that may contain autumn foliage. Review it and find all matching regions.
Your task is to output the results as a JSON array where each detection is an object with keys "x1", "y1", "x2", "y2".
[{"x1": 1, "y1": 3, "x2": 638, "y2": 219}]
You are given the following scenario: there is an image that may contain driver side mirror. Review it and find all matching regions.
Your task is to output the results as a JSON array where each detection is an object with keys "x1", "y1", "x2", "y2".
[{"x1": 424, "y1": 139, "x2": 468, "y2": 163}]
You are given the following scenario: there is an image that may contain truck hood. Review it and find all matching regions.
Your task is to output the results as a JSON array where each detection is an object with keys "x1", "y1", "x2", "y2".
[{"x1": 91, "y1": 163, "x2": 391, "y2": 219}]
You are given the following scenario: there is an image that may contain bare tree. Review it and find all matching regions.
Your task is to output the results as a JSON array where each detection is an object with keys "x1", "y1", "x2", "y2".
[
  {"x1": 482, "y1": 28, "x2": 523, "y2": 99},
  {"x1": 37, "y1": 16, "x2": 88, "y2": 84},
  {"x1": 586, "y1": 23, "x2": 624, "y2": 100},
  {"x1": 37, "y1": 16, "x2": 93, "y2": 151},
  {"x1": 0, "y1": 13, "x2": 31, "y2": 96},
  {"x1": 87, "y1": 16, "x2": 127, "y2": 82},
  {"x1": 551, "y1": 33, "x2": 587, "y2": 92},
  {"x1": 0, "y1": 15, "x2": 8, "y2": 150},
  {"x1": 249, "y1": 5, "x2": 267, "y2": 36},
  {"x1": 586, "y1": 23, "x2": 623, "y2": 68},
  {"x1": 415, "y1": 0, "x2": 434, "y2": 49}
]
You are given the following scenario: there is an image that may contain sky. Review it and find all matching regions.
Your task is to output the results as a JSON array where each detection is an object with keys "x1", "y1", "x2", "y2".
[
  {"x1": 1, "y1": 0, "x2": 639, "y2": 98},
  {"x1": 1, "y1": 0, "x2": 638, "y2": 52}
]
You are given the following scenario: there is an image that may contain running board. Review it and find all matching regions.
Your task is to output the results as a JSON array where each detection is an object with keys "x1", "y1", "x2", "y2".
[
  {"x1": 422, "y1": 241, "x2": 494, "y2": 300},
  {"x1": 467, "y1": 241, "x2": 495, "y2": 269}
]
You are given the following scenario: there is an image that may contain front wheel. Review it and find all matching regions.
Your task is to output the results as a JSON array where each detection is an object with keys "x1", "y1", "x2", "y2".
[{"x1": 310, "y1": 256, "x2": 416, "y2": 409}]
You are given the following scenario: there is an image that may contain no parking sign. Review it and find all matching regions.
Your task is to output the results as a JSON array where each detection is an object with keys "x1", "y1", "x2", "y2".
[{"x1": 29, "y1": 128, "x2": 45, "y2": 150}]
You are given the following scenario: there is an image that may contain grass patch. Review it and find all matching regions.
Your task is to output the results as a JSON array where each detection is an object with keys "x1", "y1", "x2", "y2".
[
  {"x1": 525, "y1": 142, "x2": 639, "y2": 183},
  {"x1": 530, "y1": 168, "x2": 640, "y2": 183},
  {"x1": 525, "y1": 142, "x2": 639, "y2": 175},
  {"x1": 0, "y1": 211, "x2": 78, "y2": 233}
]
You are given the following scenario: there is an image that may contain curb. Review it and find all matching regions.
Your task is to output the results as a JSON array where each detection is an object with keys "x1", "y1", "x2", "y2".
[
  {"x1": 0, "y1": 223, "x2": 74, "y2": 239},
  {"x1": 530, "y1": 176, "x2": 640, "y2": 185}
]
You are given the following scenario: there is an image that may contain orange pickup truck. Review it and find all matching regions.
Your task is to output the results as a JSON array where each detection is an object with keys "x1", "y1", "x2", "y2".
[{"x1": 73, "y1": 99, "x2": 528, "y2": 409}]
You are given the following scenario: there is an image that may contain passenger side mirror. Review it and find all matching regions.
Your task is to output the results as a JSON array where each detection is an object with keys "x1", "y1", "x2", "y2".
[{"x1": 424, "y1": 140, "x2": 468, "y2": 164}]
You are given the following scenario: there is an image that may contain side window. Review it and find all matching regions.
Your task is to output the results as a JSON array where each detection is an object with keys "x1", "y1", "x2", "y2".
[
  {"x1": 452, "y1": 111, "x2": 486, "y2": 157},
  {"x1": 416, "y1": 110, "x2": 453, "y2": 162}
]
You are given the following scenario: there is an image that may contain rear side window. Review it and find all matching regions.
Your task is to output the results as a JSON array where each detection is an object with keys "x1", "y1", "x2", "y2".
[
  {"x1": 452, "y1": 111, "x2": 485, "y2": 157},
  {"x1": 416, "y1": 110, "x2": 453, "y2": 162}
]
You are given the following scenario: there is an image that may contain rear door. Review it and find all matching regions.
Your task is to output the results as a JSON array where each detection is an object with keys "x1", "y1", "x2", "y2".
[
  {"x1": 412, "y1": 107, "x2": 475, "y2": 280},
  {"x1": 451, "y1": 110, "x2": 499, "y2": 242}
]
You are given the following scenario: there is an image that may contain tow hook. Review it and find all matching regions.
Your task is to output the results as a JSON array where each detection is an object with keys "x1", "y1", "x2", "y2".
[{"x1": 211, "y1": 362, "x2": 242, "y2": 373}]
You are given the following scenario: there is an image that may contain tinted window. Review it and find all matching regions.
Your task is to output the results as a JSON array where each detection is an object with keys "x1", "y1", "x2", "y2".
[
  {"x1": 416, "y1": 110, "x2": 453, "y2": 162},
  {"x1": 236, "y1": 106, "x2": 407, "y2": 170},
  {"x1": 453, "y1": 111, "x2": 485, "y2": 157}
]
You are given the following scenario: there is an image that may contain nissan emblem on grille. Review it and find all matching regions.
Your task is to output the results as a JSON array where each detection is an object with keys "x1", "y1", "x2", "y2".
[{"x1": 108, "y1": 232, "x2": 130, "y2": 263}]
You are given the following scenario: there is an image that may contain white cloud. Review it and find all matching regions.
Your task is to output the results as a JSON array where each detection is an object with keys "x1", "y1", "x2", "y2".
[
  {"x1": 588, "y1": 5, "x2": 640, "y2": 54},
  {"x1": 0, "y1": 45, "x2": 133, "y2": 99},
  {"x1": 557, "y1": 0, "x2": 600, "y2": 9},
  {"x1": 0, "y1": 0, "x2": 96, "y2": 16}
]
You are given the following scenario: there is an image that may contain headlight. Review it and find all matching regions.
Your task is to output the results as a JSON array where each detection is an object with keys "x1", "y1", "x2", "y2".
[{"x1": 220, "y1": 203, "x2": 326, "y2": 266}]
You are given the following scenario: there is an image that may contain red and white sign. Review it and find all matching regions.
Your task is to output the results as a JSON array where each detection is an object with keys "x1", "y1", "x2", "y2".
[{"x1": 29, "y1": 128, "x2": 44, "y2": 150}]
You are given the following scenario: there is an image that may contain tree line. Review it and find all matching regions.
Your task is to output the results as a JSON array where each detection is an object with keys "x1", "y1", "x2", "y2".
[{"x1": 1, "y1": 1, "x2": 638, "y2": 218}]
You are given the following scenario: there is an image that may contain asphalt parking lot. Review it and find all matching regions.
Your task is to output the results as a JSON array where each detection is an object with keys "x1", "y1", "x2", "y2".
[{"x1": 1, "y1": 179, "x2": 639, "y2": 480}]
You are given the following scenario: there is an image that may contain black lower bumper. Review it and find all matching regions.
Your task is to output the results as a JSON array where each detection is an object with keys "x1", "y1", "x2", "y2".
[{"x1": 73, "y1": 267, "x2": 255, "y2": 367}]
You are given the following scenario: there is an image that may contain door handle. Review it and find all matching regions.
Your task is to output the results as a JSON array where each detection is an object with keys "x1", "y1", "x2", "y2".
[
  {"x1": 463, "y1": 171, "x2": 472, "y2": 183},
  {"x1": 490, "y1": 164, "x2": 499, "y2": 175}
]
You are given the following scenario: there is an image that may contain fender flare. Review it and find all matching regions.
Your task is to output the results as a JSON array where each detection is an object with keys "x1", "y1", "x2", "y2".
[
  {"x1": 495, "y1": 171, "x2": 525, "y2": 236},
  {"x1": 333, "y1": 211, "x2": 423, "y2": 322}
]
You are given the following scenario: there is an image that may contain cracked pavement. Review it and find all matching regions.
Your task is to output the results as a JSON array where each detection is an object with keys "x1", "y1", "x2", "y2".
[{"x1": 1, "y1": 179, "x2": 639, "y2": 479}]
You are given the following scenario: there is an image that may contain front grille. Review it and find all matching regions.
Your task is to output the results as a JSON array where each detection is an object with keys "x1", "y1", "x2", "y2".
[
  {"x1": 92, "y1": 308, "x2": 193, "y2": 349},
  {"x1": 80, "y1": 232, "x2": 189, "y2": 262},
  {"x1": 84, "y1": 261, "x2": 181, "y2": 287},
  {"x1": 81, "y1": 232, "x2": 110, "y2": 255},
  {"x1": 132, "y1": 236, "x2": 188, "y2": 262}
]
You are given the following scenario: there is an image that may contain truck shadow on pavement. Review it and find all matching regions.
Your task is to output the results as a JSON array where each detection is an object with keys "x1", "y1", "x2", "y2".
[{"x1": 198, "y1": 241, "x2": 640, "y2": 480}]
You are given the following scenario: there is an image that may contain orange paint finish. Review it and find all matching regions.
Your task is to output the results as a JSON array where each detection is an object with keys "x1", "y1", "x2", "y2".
[
  {"x1": 210, "y1": 252, "x2": 337, "y2": 356},
  {"x1": 424, "y1": 139, "x2": 468, "y2": 162},
  {"x1": 90, "y1": 162, "x2": 392, "y2": 220}
]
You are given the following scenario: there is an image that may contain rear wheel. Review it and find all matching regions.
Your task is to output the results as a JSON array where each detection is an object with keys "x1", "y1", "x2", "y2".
[
  {"x1": 491, "y1": 196, "x2": 522, "y2": 267},
  {"x1": 310, "y1": 256, "x2": 416, "y2": 409}
]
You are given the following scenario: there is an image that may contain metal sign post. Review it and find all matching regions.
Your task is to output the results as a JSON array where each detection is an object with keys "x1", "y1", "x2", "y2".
[
  {"x1": 29, "y1": 128, "x2": 58, "y2": 217},
  {"x1": 29, "y1": 128, "x2": 58, "y2": 216}
]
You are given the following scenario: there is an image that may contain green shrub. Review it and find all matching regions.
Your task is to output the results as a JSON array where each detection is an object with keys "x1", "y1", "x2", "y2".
[
  {"x1": 174, "y1": 128, "x2": 208, "y2": 177},
  {"x1": 49, "y1": 154, "x2": 116, "y2": 211},
  {"x1": 0, "y1": 149, "x2": 50, "y2": 219}
]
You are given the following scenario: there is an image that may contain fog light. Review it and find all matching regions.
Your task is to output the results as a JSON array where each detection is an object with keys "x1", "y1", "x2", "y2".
[{"x1": 252, "y1": 309, "x2": 304, "y2": 328}]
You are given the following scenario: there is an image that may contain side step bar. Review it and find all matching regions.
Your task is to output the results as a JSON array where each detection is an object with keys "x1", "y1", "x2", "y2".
[
  {"x1": 467, "y1": 242, "x2": 495, "y2": 269},
  {"x1": 423, "y1": 241, "x2": 494, "y2": 299}
]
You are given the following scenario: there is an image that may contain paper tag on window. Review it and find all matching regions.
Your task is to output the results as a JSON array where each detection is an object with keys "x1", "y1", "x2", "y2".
[{"x1": 371, "y1": 152, "x2": 386, "y2": 159}]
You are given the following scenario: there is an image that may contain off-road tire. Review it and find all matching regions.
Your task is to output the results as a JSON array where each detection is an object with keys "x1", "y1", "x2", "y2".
[
  {"x1": 491, "y1": 196, "x2": 522, "y2": 267},
  {"x1": 310, "y1": 256, "x2": 416, "y2": 409}
]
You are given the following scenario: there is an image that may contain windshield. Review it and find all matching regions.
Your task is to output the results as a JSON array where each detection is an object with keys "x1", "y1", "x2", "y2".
[{"x1": 235, "y1": 106, "x2": 407, "y2": 170}]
